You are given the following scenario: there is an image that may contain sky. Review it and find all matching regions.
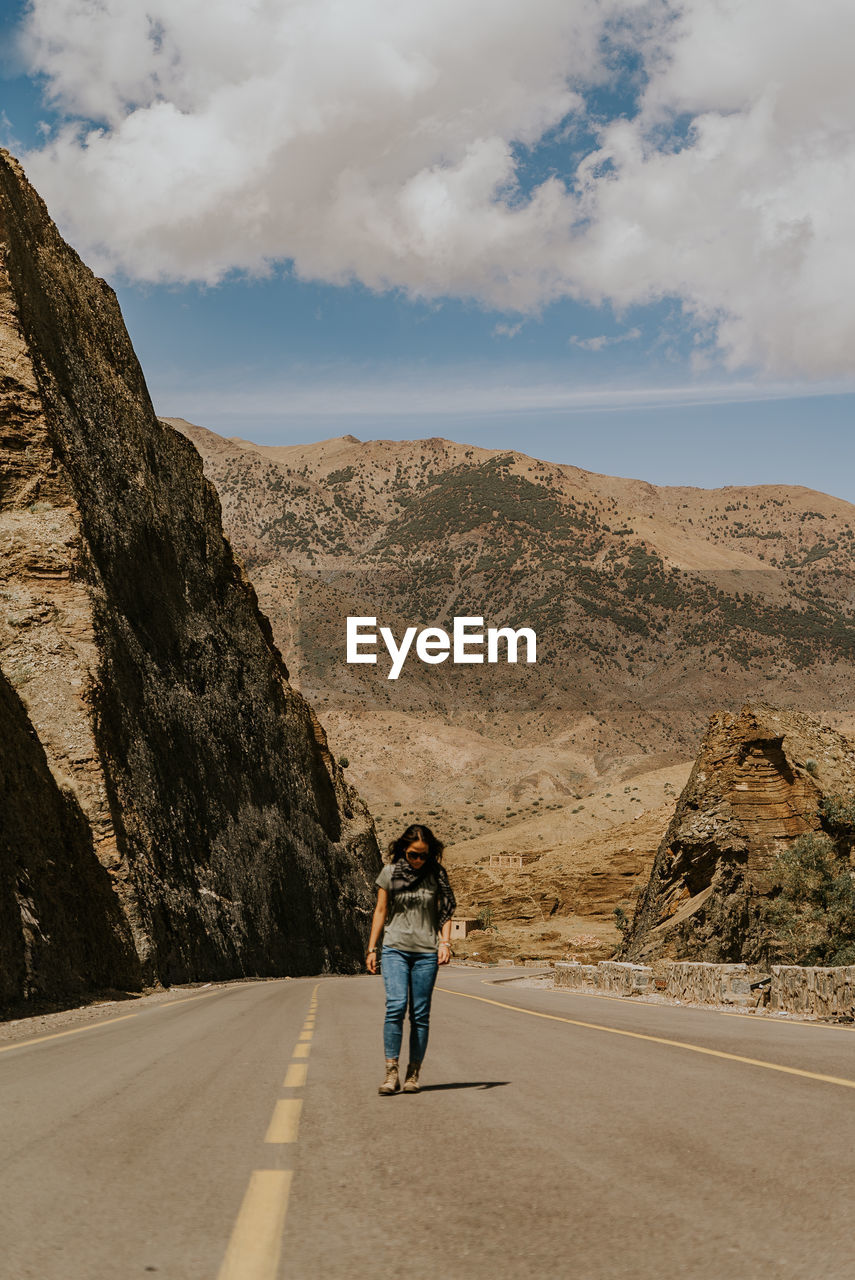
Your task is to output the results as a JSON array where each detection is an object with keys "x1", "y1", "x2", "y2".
[{"x1": 1, "y1": 0, "x2": 854, "y2": 499}]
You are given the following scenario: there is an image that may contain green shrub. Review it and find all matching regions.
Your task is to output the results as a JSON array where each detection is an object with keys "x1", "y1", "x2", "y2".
[
  {"x1": 821, "y1": 793, "x2": 855, "y2": 836},
  {"x1": 613, "y1": 906, "x2": 631, "y2": 937},
  {"x1": 766, "y1": 832, "x2": 855, "y2": 966}
]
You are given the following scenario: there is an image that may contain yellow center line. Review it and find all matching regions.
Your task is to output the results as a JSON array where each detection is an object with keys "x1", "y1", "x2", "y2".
[
  {"x1": 0, "y1": 1013, "x2": 139, "y2": 1055},
  {"x1": 437, "y1": 987, "x2": 855, "y2": 1091},
  {"x1": 264, "y1": 1098, "x2": 302, "y2": 1143},
  {"x1": 217, "y1": 1170, "x2": 293, "y2": 1280},
  {"x1": 219, "y1": 985, "x2": 318, "y2": 1278},
  {"x1": 283, "y1": 1062, "x2": 308, "y2": 1088}
]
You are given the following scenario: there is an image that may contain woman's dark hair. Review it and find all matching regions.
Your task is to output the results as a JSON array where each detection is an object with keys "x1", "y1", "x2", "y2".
[{"x1": 387, "y1": 823, "x2": 444, "y2": 864}]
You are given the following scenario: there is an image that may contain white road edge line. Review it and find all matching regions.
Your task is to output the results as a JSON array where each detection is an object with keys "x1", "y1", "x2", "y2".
[
  {"x1": 0, "y1": 1013, "x2": 139, "y2": 1055},
  {"x1": 438, "y1": 986, "x2": 855, "y2": 1091}
]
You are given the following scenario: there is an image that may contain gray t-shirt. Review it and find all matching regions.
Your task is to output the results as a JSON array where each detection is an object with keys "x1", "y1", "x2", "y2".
[{"x1": 376, "y1": 863, "x2": 440, "y2": 953}]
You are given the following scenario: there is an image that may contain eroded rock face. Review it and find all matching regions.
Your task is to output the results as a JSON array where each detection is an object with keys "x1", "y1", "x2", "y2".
[
  {"x1": 621, "y1": 702, "x2": 855, "y2": 963},
  {"x1": 0, "y1": 667, "x2": 140, "y2": 1004},
  {"x1": 0, "y1": 149, "x2": 380, "y2": 1007}
]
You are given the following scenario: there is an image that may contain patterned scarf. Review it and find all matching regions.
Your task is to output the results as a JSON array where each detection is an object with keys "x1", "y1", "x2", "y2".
[{"x1": 389, "y1": 857, "x2": 457, "y2": 929}]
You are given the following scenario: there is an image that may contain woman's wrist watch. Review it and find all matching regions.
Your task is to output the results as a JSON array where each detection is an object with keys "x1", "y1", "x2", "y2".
[{"x1": 366, "y1": 947, "x2": 377, "y2": 954}]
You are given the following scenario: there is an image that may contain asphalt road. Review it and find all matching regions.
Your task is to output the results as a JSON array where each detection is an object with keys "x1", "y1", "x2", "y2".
[{"x1": 2, "y1": 966, "x2": 854, "y2": 1280}]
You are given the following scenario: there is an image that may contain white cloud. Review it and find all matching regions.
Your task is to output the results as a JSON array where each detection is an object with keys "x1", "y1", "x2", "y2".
[
  {"x1": 569, "y1": 326, "x2": 641, "y2": 351},
  {"x1": 18, "y1": 0, "x2": 615, "y2": 288},
  {"x1": 153, "y1": 362, "x2": 855, "y2": 423},
  {"x1": 15, "y1": 0, "x2": 855, "y2": 377},
  {"x1": 569, "y1": 0, "x2": 855, "y2": 377}
]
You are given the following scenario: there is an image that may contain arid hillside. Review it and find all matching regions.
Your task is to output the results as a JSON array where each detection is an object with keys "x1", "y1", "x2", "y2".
[{"x1": 166, "y1": 420, "x2": 855, "y2": 842}]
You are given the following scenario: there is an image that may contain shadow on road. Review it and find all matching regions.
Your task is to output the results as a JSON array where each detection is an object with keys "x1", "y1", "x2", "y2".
[{"x1": 418, "y1": 1081, "x2": 509, "y2": 1091}]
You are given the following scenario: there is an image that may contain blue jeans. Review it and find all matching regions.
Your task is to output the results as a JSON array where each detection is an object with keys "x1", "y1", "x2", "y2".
[{"x1": 381, "y1": 948, "x2": 439, "y2": 1062}]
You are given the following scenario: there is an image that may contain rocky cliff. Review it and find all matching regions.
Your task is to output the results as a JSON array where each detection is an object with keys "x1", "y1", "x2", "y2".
[
  {"x1": 621, "y1": 703, "x2": 855, "y2": 963},
  {"x1": 0, "y1": 149, "x2": 380, "y2": 1009}
]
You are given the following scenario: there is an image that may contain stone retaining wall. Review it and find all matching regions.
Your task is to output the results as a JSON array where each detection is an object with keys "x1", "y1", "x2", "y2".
[
  {"x1": 554, "y1": 963, "x2": 601, "y2": 990},
  {"x1": 554, "y1": 961, "x2": 653, "y2": 996},
  {"x1": 554, "y1": 960, "x2": 855, "y2": 1018},
  {"x1": 769, "y1": 965, "x2": 855, "y2": 1018},
  {"x1": 663, "y1": 962, "x2": 766, "y2": 1009}
]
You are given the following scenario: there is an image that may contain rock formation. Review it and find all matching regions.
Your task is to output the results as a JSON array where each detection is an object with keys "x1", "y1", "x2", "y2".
[
  {"x1": 620, "y1": 703, "x2": 855, "y2": 963},
  {"x1": 0, "y1": 149, "x2": 380, "y2": 1009}
]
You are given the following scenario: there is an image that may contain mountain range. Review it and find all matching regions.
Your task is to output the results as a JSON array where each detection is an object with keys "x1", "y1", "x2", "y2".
[{"x1": 167, "y1": 419, "x2": 855, "y2": 859}]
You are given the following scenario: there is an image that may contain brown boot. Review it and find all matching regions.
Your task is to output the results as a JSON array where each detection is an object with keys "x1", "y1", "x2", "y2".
[
  {"x1": 402, "y1": 1062, "x2": 421, "y2": 1093},
  {"x1": 378, "y1": 1058, "x2": 400, "y2": 1095}
]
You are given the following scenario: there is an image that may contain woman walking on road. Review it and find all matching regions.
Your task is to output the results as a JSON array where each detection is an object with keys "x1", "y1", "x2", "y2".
[{"x1": 366, "y1": 823, "x2": 456, "y2": 1095}]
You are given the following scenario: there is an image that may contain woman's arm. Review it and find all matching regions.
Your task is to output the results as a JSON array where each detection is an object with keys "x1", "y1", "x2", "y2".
[
  {"x1": 437, "y1": 869, "x2": 455, "y2": 964},
  {"x1": 365, "y1": 888, "x2": 388, "y2": 974}
]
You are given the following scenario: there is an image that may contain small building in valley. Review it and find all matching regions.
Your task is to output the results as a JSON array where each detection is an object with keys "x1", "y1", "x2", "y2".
[
  {"x1": 488, "y1": 853, "x2": 539, "y2": 869},
  {"x1": 450, "y1": 918, "x2": 479, "y2": 939}
]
